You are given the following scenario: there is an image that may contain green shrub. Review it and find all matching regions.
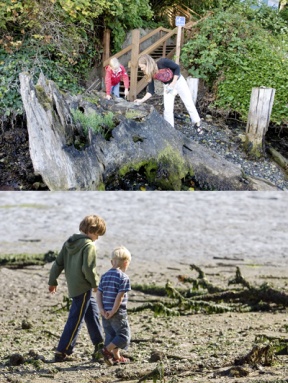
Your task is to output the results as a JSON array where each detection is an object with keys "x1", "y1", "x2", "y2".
[
  {"x1": 215, "y1": 37, "x2": 288, "y2": 124},
  {"x1": 0, "y1": 38, "x2": 95, "y2": 122},
  {"x1": 181, "y1": 1, "x2": 288, "y2": 125}
]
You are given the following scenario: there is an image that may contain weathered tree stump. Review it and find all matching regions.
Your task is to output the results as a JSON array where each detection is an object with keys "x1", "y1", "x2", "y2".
[
  {"x1": 245, "y1": 87, "x2": 275, "y2": 158},
  {"x1": 19, "y1": 73, "x2": 278, "y2": 191}
]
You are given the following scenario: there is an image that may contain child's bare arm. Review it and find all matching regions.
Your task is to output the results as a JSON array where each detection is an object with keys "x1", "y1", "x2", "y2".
[{"x1": 96, "y1": 290, "x2": 107, "y2": 317}]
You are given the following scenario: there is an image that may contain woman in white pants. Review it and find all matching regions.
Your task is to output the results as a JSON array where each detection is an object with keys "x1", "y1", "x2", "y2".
[{"x1": 134, "y1": 54, "x2": 202, "y2": 132}]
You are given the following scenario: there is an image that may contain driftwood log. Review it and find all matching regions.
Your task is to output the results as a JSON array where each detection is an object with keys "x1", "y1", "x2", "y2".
[
  {"x1": 19, "y1": 73, "x2": 278, "y2": 191},
  {"x1": 131, "y1": 266, "x2": 288, "y2": 316}
]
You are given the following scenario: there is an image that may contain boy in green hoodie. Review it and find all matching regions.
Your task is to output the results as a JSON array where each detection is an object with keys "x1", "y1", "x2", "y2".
[{"x1": 48, "y1": 214, "x2": 106, "y2": 362}]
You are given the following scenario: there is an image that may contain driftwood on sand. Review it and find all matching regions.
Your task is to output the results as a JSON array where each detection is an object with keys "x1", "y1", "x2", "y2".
[
  {"x1": 127, "y1": 265, "x2": 288, "y2": 381},
  {"x1": 131, "y1": 265, "x2": 288, "y2": 315},
  {"x1": 19, "y1": 72, "x2": 278, "y2": 191}
]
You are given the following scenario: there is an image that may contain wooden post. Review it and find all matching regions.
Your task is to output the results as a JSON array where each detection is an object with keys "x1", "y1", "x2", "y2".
[
  {"x1": 175, "y1": 26, "x2": 182, "y2": 64},
  {"x1": 175, "y1": 16, "x2": 185, "y2": 64},
  {"x1": 245, "y1": 87, "x2": 275, "y2": 158},
  {"x1": 187, "y1": 77, "x2": 199, "y2": 104},
  {"x1": 102, "y1": 29, "x2": 111, "y2": 84},
  {"x1": 103, "y1": 29, "x2": 111, "y2": 63},
  {"x1": 129, "y1": 29, "x2": 140, "y2": 101},
  {"x1": 162, "y1": 40, "x2": 167, "y2": 57}
]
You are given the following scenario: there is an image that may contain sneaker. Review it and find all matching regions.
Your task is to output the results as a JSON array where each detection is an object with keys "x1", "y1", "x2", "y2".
[
  {"x1": 100, "y1": 347, "x2": 114, "y2": 366},
  {"x1": 92, "y1": 342, "x2": 104, "y2": 361},
  {"x1": 54, "y1": 352, "x2": 74, "y2": 363}
]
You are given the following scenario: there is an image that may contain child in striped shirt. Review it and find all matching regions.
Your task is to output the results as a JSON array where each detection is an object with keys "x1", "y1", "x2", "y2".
[{"x1": 96, "y1": 246, "x2": 132, "y2": 365}]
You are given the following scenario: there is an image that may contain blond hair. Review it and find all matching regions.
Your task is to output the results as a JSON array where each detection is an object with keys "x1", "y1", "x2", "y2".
[
  {"x1": 112, "y1": 245, "x2": 131, "y2": 267},
  {"x1": 109, "y1": 57, "x2": 120, "y2": 71},
  {"x1": 138, "y1": 54, "x2": 158, "y2": 81},
  {"x1": 79, "y1": 215, "x2": 106, "y2": 236}
]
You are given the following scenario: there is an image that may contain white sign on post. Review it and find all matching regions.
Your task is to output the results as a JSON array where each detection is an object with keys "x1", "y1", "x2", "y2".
[
  {"x1": 175, "y1": 16, "x2": 186, "y2": 27},
  {"x1": 175, "y1": 16, "x2": 186, "y2": 64}
]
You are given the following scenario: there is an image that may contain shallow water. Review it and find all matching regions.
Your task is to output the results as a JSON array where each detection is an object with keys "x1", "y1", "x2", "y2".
[{"x1": 0, "y1": 191, "x2": 287, "y2": 269}]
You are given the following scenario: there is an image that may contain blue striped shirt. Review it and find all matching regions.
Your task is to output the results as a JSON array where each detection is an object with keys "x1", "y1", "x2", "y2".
[{"x1": 98, "y1": 268, "x2": 131, "y2": 311}]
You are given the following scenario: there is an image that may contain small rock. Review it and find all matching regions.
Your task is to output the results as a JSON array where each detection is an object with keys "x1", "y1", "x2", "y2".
[
  {"x1": 9, "y1": 353, "x2": 25, "y2": 366},
  {"x1": 149, "y1": 350, "x2": 165, "y2": 362},
  {"x1": 22, "y1": 319, "x2": 32, "y2": 329}
]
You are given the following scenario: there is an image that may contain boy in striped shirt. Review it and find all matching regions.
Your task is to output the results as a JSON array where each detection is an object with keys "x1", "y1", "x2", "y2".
[{"x1": 97, "y1": 246, "x2": 132, "y2": 365}]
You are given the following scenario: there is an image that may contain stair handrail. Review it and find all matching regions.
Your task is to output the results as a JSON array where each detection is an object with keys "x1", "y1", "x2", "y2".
[
  {"x1": 103, "y1": 26, "x2": 175, "y2": 68},
  {"x1": 138, "y1": 28, "x2": 177, "y2": 58}
]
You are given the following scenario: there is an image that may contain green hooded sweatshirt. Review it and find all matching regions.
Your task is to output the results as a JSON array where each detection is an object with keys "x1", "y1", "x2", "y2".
[{"x1": 48, "y1": 233, "x2": 99, "y2": 298}]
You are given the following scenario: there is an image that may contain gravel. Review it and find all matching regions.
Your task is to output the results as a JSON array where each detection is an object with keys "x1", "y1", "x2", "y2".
[
  {"x1": 149, "y1": 95, "x2": 288, "y2": 191},
  {"x1": 177, "y1": 118, "x2": 288, "y2": 191}
]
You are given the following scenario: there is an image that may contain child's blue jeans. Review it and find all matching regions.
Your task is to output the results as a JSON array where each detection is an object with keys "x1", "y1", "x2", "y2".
[
  {"x1": 111, "y1": 82, "x2": 120, "y2": 98},
  {"x1": 57, "y1": 290, "x2": 103, "y2": 355},
  {"x1": 102, "y1": 309, "x2": 130, "y2": 350}
]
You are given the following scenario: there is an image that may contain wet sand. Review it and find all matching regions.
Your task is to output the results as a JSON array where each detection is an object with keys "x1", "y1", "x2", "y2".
[
  {"x1": 1, "y1": 191, "x2": 287, "y2": 263},
  {"x1": 1, "y1": 190, "x2": 288, "y2": 285}
]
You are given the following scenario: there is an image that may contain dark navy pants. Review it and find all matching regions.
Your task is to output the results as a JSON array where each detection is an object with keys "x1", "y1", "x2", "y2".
[{"x1": 57, "y1": 290, "x2": 103, "y2": 355}]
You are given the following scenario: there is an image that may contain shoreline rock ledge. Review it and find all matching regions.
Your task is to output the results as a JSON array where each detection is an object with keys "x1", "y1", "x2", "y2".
[{"x1": 19, "y1": 72, "x2": 278, "y2": 191}]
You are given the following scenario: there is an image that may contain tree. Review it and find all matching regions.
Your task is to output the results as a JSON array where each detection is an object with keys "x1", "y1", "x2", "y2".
[{"x1": 0, "y1": 0, "x2": 153, "y2": 123}]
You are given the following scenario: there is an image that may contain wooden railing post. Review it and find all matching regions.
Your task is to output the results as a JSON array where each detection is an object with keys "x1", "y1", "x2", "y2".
[
  {"x1": 175, "y1": 26, "x2": 182, "y2": 64},
  {"x1": 245, "y1": 87, "x2": 275, "y2": 158},
  {"x1": 129, "y1": 29, "x2": 140, "y2": 101},
  {"x1": 102, "y1": 29, "x2": 111, "y2": 79}
]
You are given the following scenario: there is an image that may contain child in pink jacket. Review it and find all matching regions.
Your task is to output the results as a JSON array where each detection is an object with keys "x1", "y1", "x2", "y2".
[{"x1": 105, "y1": 58, "x2": 129, "y2": 100}]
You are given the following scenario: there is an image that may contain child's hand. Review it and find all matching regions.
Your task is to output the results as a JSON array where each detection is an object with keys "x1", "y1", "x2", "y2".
[
  {"x1": 106, "y1": 95, "x2": 112, "y2": 100},
  {"x1": 105, "y1": 311, "x2": 115, "y2": 319},
  {"x1": 49, "y1": 285, "x2": 57, "y2": 294},
  {"x1": 100, "y1": 309, "x2": 108, "y2": 318}
]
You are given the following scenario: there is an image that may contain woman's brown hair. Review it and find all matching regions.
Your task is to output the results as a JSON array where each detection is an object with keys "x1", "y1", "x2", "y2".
[{"x1": 138, "y1": 54, "x2": 158, "y2": 81}]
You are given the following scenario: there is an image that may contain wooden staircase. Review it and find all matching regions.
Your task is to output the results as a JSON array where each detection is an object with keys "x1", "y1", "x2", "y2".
[
  {"x1": 118, "y1": 43, "x2": 176, "y2": 97},
  {"x1": 98, "y1": 4, "x2": 202, "y2": 100}
]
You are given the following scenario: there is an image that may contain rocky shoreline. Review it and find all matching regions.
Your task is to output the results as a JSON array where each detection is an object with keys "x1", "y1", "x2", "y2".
[
  {"x1": 0, "y1": 96, "x2": 287, "y2": 191},
  {"x1": 177, "y1": 118, "x2": 288, "y2": 191}
]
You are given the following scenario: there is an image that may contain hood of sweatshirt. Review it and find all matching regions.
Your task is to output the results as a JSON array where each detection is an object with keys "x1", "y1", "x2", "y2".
[{"x1": 65, "y1": 233, "x2": 93, "y2": 253}]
